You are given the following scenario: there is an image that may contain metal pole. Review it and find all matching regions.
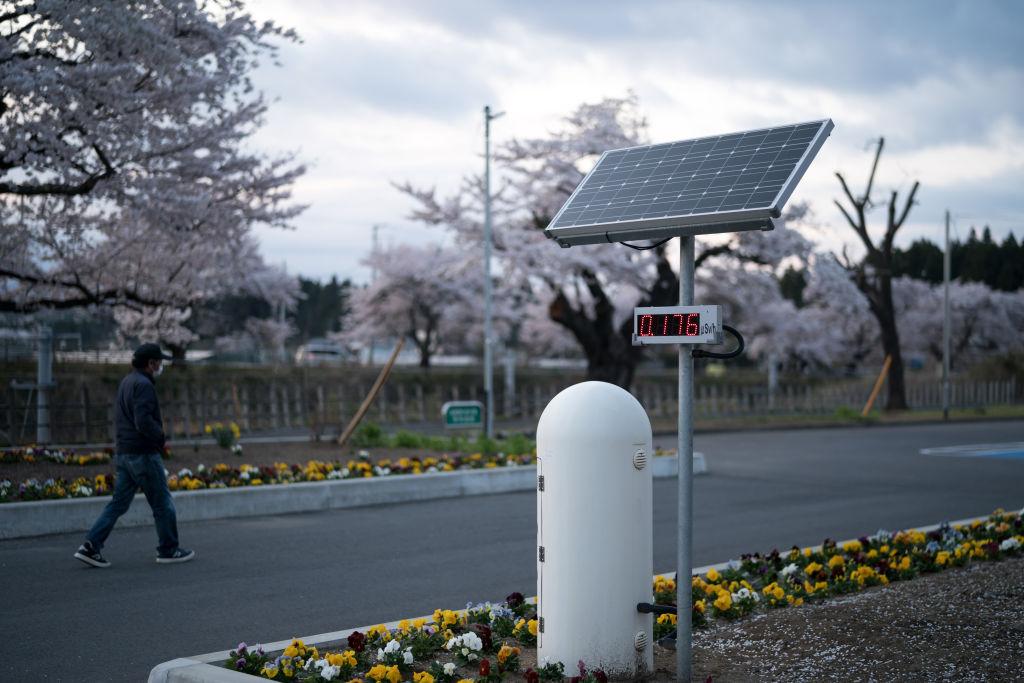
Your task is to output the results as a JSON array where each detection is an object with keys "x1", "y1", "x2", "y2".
[
  {"x1": 369, "y1": 224, "x2": 380, "y2": 366},
  {"x1": 483, "y1": 105, "x2": 499, "y2": 438},
  {"x1": 37, "y1": 325, "x2": 53, "y2": 444},
  {"x1": 677, "y1": 235, "x2": 695, "y2": 681},
  {"x1": 942, "y1": 209, "x2": 951, "y2": 420}
]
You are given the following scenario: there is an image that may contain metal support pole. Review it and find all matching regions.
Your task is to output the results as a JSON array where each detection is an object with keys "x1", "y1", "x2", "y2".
[
  {"x1": 483, "y1": 105, "x2": 502, "y2": 438},
  {"x1": 37, "y1": 325, "x2": 53, "y2": 444},
  {"x1": 677, "y1": 235, "x2": 695, "y2": 681},
  {"x1": 942, "y1": 209, "x2": 951, "y2": 420}
]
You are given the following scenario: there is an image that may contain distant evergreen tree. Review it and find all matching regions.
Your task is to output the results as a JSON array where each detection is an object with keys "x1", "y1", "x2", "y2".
[
  {"x1": 891, "y1": 239, "x2": 943, "y2": 283},
  {"x1": 291, "y1": 276, "x2": 352, "y2": 341},
  {"x1": 779, "y1": 266, "x2": 807, "y2": 308},
  {"x1": 892, "y1": 228, "x2": 1021, "y2": 291}
]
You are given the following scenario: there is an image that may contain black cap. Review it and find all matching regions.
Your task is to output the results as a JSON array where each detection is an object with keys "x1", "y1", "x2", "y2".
[{"x1": 133, "y1": 342, "x2": 173, "y2": 362}]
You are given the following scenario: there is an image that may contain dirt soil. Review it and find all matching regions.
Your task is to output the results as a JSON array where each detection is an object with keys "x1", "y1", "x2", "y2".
[
  {"x1": 663, "y1": 556, "x2": 1024, "y2": 682},
  {"x1": 1, "y1": 441, "x2": 434, "y2": 482}
]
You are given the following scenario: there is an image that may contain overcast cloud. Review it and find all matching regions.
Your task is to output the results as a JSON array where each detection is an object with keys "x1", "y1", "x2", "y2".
[{"x1": 246, "y1": 0, "x2": 1024, "y2": 282}]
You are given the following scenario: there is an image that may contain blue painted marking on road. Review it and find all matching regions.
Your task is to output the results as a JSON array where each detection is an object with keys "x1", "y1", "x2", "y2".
[
  {"x1": 920, "y1": 442, "x2": 1024, "y2": 460},
  {"x1": 975, "y1": 449, "x2": 1024, "y2": 460}
]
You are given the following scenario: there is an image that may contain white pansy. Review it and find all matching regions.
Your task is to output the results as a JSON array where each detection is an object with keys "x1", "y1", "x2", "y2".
[
  {"x1": 240, "y1": 471, "x2": 250, "y2": 480},
  {"x1": 177, "y1": 468, "x2": 192, "y2": 477},
  {"x1": 780, "y1": 563, "x2": 800, "y2": 577},
  {"x1": 321, "y1": 664, "x2": 339, "y2": 681},
  {"x1": 999, "y1": 538, "x2": 1020, "y2": 551},
  {"x1": 443, "y1": 663, "x2": 456, "y2": 675},
  {"x1": 403, "y1": 649, "x2": 414, "y2": 664},
  {"x1": 384, "y1": 640, "x2": 401, "y2": 654}
]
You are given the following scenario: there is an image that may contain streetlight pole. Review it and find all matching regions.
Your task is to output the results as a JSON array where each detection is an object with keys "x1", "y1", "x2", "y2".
[
  {"x1": 483, "y1": 105, "x2": 503, "y2": 438},
  {"x1": 942, "y1": 209, "x2": 951, "y2": 420}
]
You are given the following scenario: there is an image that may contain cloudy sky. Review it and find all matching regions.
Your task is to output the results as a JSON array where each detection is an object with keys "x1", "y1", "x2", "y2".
[{"x1": 246, "y1": 0, "x2": 1024, "y2": 283}]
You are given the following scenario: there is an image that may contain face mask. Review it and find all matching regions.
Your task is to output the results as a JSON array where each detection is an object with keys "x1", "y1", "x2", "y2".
[{"x1": 154, "y1": 363, "x2": 164, "y2": 377}]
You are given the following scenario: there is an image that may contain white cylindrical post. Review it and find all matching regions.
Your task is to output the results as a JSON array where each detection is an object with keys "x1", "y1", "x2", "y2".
[{"x1": 536, "y1": 381, "x2": 653, "y2": 676}]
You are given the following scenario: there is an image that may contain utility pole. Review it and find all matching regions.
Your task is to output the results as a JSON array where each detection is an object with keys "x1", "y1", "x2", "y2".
[
  {"x1": 369, "y1": 224, "x2": 381, "y2": 366},
  {"x1": 36, "y1": 325, "x2": 53, "y2": 444},
  {"x1": 942, "y1": 209, "x2": 951, "y2": 421},
  {"x1": 483, "y1": 105, "x2": 504, "y2": 438}
]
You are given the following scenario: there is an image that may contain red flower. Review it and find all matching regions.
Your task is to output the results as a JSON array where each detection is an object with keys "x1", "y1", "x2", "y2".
[
  {"x1": 505, "y1": 592, "x2": 525, "y2": 608},
  {"x1": 525, "y1": 669, "x2": 539, "y2": 683},
  {"x1": 347, "y1": 631, "x2": 366, "y2": 653},
  {"x1": 594, "y1": 670, "x2": 608, "y2": 683},
  {"x1": 479, "y1": 659, "x2": 491, "y2": 677}
]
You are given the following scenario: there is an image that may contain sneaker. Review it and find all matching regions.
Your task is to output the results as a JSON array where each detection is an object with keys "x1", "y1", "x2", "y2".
[
  {"x1": 74, "y1": 541, "x2": 111, "y2": 568},
  {"x1": 156, "y1": 547, "x2": 196, "y2": 564}
]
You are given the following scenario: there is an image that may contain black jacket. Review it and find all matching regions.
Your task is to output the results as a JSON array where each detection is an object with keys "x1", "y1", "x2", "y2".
[{"x1": 114, "y1": 369, "x2": 166, "y2": 454}]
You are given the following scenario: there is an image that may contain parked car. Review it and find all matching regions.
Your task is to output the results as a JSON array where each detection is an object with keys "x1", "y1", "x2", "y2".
[{"x1": 294, "y1": 339, "x2": 347, "y2": 365}]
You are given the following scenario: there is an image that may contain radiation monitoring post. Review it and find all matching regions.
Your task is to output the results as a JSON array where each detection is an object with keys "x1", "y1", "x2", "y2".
[{"x1": 542, "y1": 119, "x2": 834, "y2": 682}]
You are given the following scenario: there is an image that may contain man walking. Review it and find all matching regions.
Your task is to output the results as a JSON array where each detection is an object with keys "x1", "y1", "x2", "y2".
[{"x1": 74, "y1": 343, "x2": 195, "y2": 567}]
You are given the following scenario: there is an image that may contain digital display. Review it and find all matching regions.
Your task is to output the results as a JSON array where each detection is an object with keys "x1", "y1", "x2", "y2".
[
  {"x1": 632, "y1": 305, "x2": 723, "y2": 346},
  {"x1": 637, "y1": 313, "x2": 700, "y2": 337}
]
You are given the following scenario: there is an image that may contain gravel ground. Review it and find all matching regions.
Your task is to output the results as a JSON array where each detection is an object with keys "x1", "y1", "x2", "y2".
[{"x1": 655, "y1": 556, "x2": 1024, "y2": 682}]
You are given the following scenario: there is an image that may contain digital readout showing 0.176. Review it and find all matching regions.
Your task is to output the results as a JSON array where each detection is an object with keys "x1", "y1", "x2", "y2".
[{"x1": 637, "y1": 312, "x2": 700, "y2": 337}]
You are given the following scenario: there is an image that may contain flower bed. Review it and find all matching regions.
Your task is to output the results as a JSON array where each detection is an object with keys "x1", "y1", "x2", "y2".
[
  {"x1": 218, "y1": 509, "x2": 1023, "y2": 681},
  {"x1": 0, "y1": 446, "x2": 112, "y2": 466},
  {"x1": 0, "y1": 446, "x2": 678, "y2": 504}
]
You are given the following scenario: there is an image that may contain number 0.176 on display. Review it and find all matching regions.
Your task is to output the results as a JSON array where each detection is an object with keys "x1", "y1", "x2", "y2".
[{"x1": 632, "y1": 305, "x2": 723, "y2": 346}]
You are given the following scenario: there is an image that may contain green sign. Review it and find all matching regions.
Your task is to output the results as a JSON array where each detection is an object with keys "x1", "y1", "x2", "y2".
[{"x1": 441, "y1": 401, "x2": 484, "y2": 429}]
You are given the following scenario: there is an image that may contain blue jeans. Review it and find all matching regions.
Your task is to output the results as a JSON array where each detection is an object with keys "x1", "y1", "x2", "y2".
[{"x1": 86, "y1": 453, "x2": 179, "y2": 556}]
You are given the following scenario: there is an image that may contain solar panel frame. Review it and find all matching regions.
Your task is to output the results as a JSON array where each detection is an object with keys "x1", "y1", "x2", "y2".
[{"x1": 545, "y1": 119, "x2": 834, "y2": 247}]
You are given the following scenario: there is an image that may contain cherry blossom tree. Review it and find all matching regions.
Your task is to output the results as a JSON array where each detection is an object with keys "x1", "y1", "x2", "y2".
[
  {"x1": 896, "y1": 278, "x2": 1024, "y2": 369},
  {"x1": 341, "y1": 243, "x2": 508, "y2": 368},
  {"x1": 398, "y1": 95, "x2": 823, "y2": 388},
  {"x1": 0, "y1": 0, "x2": 305, "y2": 350}
]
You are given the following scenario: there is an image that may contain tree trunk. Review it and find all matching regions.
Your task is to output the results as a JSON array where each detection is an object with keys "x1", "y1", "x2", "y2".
[
  {"x1": 548, "y1": 248, "x2": 678, "y2": 391},
  {"x1": 876, "y1": 307, "x2": 908, "y2": 410},
  {"x1": 873, "y1": 275, "x2": 908, "y2": 411}
]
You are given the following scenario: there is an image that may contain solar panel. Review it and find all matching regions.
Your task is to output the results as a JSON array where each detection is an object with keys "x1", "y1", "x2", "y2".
[{"x1": 545, "y1": 119, "x2": 834, "y2": 247}]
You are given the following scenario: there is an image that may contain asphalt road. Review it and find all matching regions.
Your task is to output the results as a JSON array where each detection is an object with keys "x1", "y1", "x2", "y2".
[{"x1": 2, "y1": 420, "x2": 1022, "y2": 682}]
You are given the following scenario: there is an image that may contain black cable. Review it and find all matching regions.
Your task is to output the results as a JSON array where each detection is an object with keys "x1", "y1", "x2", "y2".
[
  {"x1": 692, "y1": 325, "x2": 745, "y2": 360},
  {"x1": 605, "y1": 232, "x2": 672, "y2": 251}
]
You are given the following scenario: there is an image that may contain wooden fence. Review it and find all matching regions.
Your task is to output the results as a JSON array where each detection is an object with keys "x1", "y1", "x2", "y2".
[{"x1": 0, "y1": 368, "x2": 1018, "y2": 447}]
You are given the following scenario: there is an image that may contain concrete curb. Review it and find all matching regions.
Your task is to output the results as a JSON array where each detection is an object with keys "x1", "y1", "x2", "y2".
[
  {"x1": 148, "y1": 512, "x2": 989, "y2": 683},
  {"x1": 1, "y1": 453, "x2": 707, "y2": 540}
]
